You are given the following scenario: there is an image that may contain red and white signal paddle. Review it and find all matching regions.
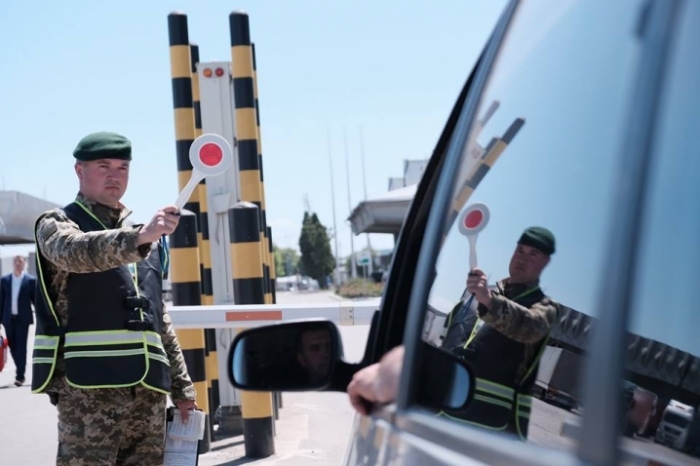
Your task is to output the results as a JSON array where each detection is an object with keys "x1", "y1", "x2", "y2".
[
  {"x1": 175, "y1": 134, "x2": 233, "y2": 210},
  {"x1": 458, "y1": 202, "x2": 491, "y2": 269}
]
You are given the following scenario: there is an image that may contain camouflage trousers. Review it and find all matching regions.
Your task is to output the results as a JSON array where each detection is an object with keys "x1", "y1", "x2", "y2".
[{"x1": 54, "y1": 379, "x2": 167, "y2": 466}]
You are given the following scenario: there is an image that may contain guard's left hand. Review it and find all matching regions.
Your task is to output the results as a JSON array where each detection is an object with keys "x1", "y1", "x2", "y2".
[{"x1": 176, "y1": 399, "x2": 198, "y2": 423}]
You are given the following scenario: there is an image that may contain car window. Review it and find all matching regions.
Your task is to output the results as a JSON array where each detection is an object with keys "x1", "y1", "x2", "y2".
[
  {"x1": 415, "y1": 0, "x2": 645, "y2": 452},
  {"x1": 626, "y1": 3, "x2": 700, "y2": 464}
]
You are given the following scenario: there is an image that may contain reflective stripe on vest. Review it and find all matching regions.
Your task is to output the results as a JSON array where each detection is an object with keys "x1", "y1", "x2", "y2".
[
  {"x1": 64, "y1": 331, "x2": 162, "y2": 347},
  {"x1": 148, "y1": 353, "x2": 170, "y2": 366},
  {"x1": 63, "y1": 331, "x2": 167, "y2": 367},
  {"x1": 33, "y1": 357, "x2": 55, "y2": 364},
  {"x1": 65, "y1": 349, "x2": 146, "y2": 359},
  {"x1": 473, "y1": 394, "x2": 512, "y2": 410},
  {"x1": 516, "y1": 394, "x2": 533, "y2": 419},
  {"x1": 475, "y1": 378, "x2": 515, "y2": 401},
  {"x1": 34, "y1": 335, "x2": 59, "y2": 348}
]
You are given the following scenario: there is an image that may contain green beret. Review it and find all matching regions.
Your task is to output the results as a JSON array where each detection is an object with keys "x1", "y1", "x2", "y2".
[
  {"x1": 73, "y1": 132, "x2": 132, "y2": 161},
  {"x1": 518, "y1": 226, "x2": 555, "y2": 255}
]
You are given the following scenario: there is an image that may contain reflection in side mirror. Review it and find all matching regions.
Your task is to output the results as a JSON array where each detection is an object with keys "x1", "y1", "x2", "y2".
[
  {"x1": 416, "y1": 342, "x2": 475, "y2": 411},
  {"x1": 445, "y1": 360, "x2": 473, "y2": 409},
  {"x1": 228, "y1": 320, "x2": 341, "y2": 392}
]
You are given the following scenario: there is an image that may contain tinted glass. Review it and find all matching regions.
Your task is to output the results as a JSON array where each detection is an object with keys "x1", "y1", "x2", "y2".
[
  {"x1": 416, "y1": 0, "x2": 645, "y2": 454},
  {"x1": 231, "y1": 322, "x2": 336, "y2": 390},
  {"x1": 626, "y1": 2, "x2": 700, "y2": 463}
]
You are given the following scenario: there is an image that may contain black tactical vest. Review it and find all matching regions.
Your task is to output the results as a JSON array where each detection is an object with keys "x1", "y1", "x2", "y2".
[
  {"x1": 31, "y1": 202, "x2": 171, "y2": 395},
  {"x1": 441, "y1": 284, "x2": 551, "y2": 440}
]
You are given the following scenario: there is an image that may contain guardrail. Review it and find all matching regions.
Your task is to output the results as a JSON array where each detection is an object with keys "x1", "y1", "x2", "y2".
[{"x1": 168, "y1": 300, "x2": 381, "y2": 329}]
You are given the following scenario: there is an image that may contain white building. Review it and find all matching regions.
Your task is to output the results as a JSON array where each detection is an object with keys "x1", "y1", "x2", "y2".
[{"x1": 349, "y1": 159, "x2": 427, "y2": 238}]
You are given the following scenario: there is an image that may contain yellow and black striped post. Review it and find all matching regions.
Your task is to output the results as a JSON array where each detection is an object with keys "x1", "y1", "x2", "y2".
[
  {"x1": 168, "y1": 12, "x2": 211, "y2": 452},
  {"x1": 267, "y1": 225, "x2": 283, "y2": 414},
  {"x1": 230, "y1": 12, "x2": 273, "y2": 305},
  {"x1": 251, "y1": 40, "x2": 281, "y2": 416},
  {"x1": 229, "y1": 201, "x2": 275, "y2": 457},
  {"x1": 189, "y1": 43, "x2": 213, "y2": 307},
  {"x1": 167, "y1": 210, "x2": 211, "y2": 453},
  {"x1": 190, "y1": 41, "x2": 220, "y2": 435},
  {"x1": 267, "y1": 226, "x2": 276, "y2": 303},
  {"x1": 447, "y1": 117, "x2": 525, "y2": 227},
  {"x1": 252, "y1": 42, "x2": 273, "y2": 304}
]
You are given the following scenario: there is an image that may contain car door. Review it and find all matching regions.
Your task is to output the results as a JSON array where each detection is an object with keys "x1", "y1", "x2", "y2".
[{"x1": 342, "y1": 0, "x2": 693, "y2": 465}]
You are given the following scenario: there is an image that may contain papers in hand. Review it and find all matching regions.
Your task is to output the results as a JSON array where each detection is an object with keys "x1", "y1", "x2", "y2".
[
  {"x1": 164, "y1": 409, "x2": 205, "y2": 466},
  {"x1": 168, "y1": 409, "x2": 206, "y2": 441}
]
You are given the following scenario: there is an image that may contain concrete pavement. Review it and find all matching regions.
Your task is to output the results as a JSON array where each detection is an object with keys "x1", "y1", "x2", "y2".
[{"x1": 0, "y1": 290, "x2": 372, "y2": 465}]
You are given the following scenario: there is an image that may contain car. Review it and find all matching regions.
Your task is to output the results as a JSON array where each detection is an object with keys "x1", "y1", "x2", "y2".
[{"x1": 227, "y1": 1, "x2": 700, "y2": 464}]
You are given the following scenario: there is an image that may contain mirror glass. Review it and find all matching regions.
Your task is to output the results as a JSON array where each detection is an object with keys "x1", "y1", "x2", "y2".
[
  {"x1": 416, "y1": 342, "x2": 474, "y2": 411},
  {"x1": 446, "y1": 363, "x2": 472, "y2": 409},
  {"x1": 230, "y1": 321, "x2": 338, "y2": 391}
]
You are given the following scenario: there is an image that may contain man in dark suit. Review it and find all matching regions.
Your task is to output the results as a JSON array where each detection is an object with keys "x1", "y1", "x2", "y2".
[{"x1": 0, "y1": 255, "x2": 36, "y2": 386}]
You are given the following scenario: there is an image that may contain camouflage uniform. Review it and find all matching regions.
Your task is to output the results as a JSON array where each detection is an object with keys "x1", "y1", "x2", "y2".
[
  {"x1": 477, "y1": 279, "x2": 559, "y2": 382},
  {"x1": 35, "y1": 192, "x2": 195, "y2": 466}
]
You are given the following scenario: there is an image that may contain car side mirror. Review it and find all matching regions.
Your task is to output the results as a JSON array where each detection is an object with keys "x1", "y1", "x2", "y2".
[
  {"x1": 415, "y1": 342, "x2": 475, "y2": 412},
  {"x1": 227, "y1": 320, "x2": 342, "y2": 391}
]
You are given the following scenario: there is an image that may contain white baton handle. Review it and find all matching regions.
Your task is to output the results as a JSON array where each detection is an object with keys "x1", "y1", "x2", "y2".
[
  {"x1": 174, "y1": 170, "x2": 205, "y2": 211},
  {"x1": 468, "y1": 235, "x2": 478, "y2": 270}
]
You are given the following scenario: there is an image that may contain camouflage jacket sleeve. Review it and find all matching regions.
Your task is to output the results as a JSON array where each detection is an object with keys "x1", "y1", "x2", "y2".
[
  {"x1": 161, "y1": 305, "x2": 197, "y2": 403},
  {"x1": 36, "y1": 209, "x2": 149, "y2": 273},
  {"x1": 478, "y1": 295, "x2": 559, "y2": 344}
]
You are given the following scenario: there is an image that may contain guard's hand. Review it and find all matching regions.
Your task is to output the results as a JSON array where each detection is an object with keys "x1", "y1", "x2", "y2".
[
  {"x1": 176, "y1": 399, "x2": 198, "y2": 423},
  {"x1": 137, "y1": 206, "x2": 181, "y2": 245},
  {"x1": 466, "y1": 268, "x2": 492, "y2": 308}
]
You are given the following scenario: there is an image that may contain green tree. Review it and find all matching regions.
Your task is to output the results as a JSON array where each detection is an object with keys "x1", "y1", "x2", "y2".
[
  {"x1": 273, "y1": 244, "x2": 300, "y2": 277},
  {"x1": 298, "y1": 212, "x2": 336, "y2": 289}
]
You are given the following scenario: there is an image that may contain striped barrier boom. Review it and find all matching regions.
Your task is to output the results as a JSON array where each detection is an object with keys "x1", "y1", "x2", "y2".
[{"x1": 167, "y1": 300, "x2": 381, "y2": 329}]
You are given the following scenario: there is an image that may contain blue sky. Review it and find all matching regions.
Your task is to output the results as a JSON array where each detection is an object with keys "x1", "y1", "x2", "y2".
[{"x1": 0, "y1": 1, "x2": 506, "y2": 259}]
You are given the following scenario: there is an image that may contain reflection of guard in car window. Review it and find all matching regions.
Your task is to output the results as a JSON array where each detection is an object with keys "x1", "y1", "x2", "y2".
[
  {"x1": 441, "y1": 226, "x2": 560, "y2": 440},
  {"x1": 296, "y1": 328, "x2": 332, "y2": 384}
]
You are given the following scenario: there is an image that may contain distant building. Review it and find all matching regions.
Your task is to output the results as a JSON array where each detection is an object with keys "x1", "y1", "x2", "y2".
[
  {"x1": 388, "y1": 177, "x2": 405, "y2": 191},
  {"x1": 402, "y1": 160, "x2": 428, "y2": 187},
  {"x1": 0, "y1": 190, "x2": 61, "y2": 245},
  {"x1": 349, "y1": 159, "x2": 428, "y2": 238}
]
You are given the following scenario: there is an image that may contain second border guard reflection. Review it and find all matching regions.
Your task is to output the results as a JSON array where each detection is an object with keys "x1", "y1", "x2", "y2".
[{"x1": 441, "y1": 227, "x2": 560, "y2": 440}]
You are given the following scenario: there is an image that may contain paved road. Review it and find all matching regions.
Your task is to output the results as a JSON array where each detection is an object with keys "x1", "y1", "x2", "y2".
[{"x1": 529, "y1": 399, "x2": 700, "y2": 465}]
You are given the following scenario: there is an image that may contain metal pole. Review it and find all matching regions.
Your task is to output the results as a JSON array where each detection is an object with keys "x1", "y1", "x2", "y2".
[
  {"x1": 359, "y1": 127, "x2": 373, "y2": 276},
  {"x1": 327, "y1": 129, "x2": 341, "y2": 286},
  {"x1": 230, "y1": 11, "x2": 275, "y2": 458},
  {"x1": 189, "y1": 41, "x2": 220, "y2": 439},
  {"x1": 229, "y1": 14, "x2": 271, "y2": 306},
  {"x1": 267, "y1": 226, "x2": 277, "y2": 303},
  {"x1": 251, "y1": 42, "x2": 274, "y2": 305},
  {"x1": 343, "y1": 128, "x2": 357, "y2": 279},
  {"x1": 167, "y1": 12, "x2": 211, "y2": 453},
  {"x1": 229, "y1": 201, "x2": 275, "y2": 458}
]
